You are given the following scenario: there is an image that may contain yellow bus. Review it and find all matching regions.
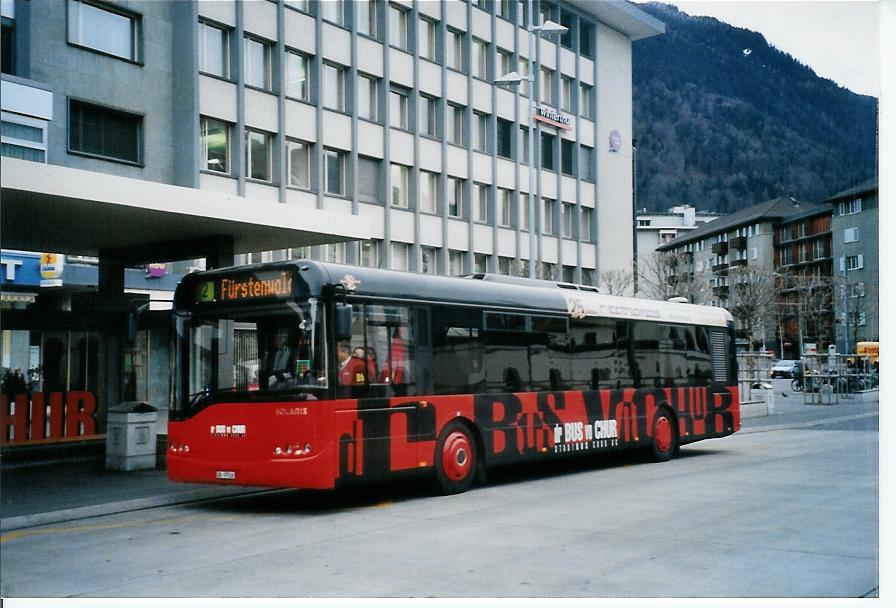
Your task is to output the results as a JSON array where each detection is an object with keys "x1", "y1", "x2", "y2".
[{"x1": 857, "y1": 342, "x2": 879, "y2": 364}]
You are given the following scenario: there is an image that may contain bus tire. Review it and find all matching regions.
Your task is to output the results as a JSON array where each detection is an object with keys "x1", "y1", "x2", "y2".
[
  {"x1": 650, "y1": 408, "x2": 677, "y2": 462},
  {"x1": 435, "y1": 420, "x2": 478, "y2": 494}
]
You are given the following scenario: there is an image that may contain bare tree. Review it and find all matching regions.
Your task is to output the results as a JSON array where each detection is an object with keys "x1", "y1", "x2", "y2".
[
  {"x1": 835, "y1": 276, "x2": 878, "y2": 349},
  {"x1": 598, "y1": 269, "x2": 634, "y2": 296},
  {"x1": 727, "y1": 266, "x2": 778, "y2": 350},
  {"x1": 638, "y1": 251, "x2": 711, "y2": 303},
  {"x1": 792, "y1": 273, "x2": 835, "y2": 348}
]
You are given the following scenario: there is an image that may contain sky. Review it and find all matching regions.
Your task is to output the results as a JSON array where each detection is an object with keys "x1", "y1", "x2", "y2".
[{"x1": 635, "y1": 0, "x2": 882, "y2": 98}]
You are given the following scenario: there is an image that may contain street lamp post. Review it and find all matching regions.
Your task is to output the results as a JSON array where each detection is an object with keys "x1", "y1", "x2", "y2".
[{"x1": 495, "y1": 16, "x2": 567, "y2": 279}]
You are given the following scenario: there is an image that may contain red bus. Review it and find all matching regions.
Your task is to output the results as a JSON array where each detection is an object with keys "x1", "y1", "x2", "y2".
[{"x1": 167, "y1": 261, "x2": 740, "y2": 494}]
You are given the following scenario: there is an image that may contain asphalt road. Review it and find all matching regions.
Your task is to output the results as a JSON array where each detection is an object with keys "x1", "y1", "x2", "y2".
[{"x1": 0, "y1": 403, "x2": 879, "y2": 598}]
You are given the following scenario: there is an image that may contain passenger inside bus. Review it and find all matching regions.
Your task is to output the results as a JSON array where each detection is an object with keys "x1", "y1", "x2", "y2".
[{"x1": 338, "y1": 341, "x2": 368, "y2": 386}]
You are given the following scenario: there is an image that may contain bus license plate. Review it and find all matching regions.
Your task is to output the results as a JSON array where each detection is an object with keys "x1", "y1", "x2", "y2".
[{"x1": 216, "y1": 471, "x2": 236, "y2": 480}]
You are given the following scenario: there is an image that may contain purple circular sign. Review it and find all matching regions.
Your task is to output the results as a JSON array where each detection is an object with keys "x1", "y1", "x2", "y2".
[{"x1": 609, "y1": 129, "x2": 622, "y2": 152}]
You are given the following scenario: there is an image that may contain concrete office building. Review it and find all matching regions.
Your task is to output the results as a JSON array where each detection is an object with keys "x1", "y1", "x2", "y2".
[
  {"x1": 634, "y1": 204, "x2": 719, "y2": 289},
  {"x1": 1, "y1": 0, "x2": 662, "y2": 452}
]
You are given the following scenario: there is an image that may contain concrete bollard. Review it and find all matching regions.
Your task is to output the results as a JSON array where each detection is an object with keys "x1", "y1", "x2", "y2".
[{"x1": 105, "y1": 402, "x2": 158, "y2": 471}]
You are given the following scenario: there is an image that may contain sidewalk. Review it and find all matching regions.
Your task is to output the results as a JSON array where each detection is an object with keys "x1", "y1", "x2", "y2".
[{"x1": 0, "y1": 382, "x2": 878, "y2": 532}]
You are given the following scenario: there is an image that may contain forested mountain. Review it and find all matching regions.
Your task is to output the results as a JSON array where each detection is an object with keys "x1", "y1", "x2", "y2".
[{"x1": 632, "y1": 2, "x2": 878, "y2": 213}]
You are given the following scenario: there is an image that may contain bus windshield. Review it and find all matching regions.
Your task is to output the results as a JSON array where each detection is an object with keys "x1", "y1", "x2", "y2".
[{"x1": 178, "y1": 299, "x2": 327, "y2": 414}]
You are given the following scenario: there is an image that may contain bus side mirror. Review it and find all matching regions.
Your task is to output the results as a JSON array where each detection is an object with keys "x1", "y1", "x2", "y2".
[{"x1": 335, "y1": 304, "x2": 353, "y2": 341}]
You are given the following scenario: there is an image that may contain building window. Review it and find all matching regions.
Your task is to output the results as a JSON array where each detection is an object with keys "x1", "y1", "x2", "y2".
[
  {"x1": 359, "y1": 239, "x2": 380, "y2": 267},
  {"x1": 497, "y1": 0, "x2": 512, "y2": 20},
  {"x1": 519, "y1": 125, "x2": 530, "y2": 162},
  {"x1": 561, "y1": 139, "x2": 574, "y2": 176},
  {"x1": 539, "y1": 2, "x2": 554, "y2": 25},
  {"x1": 447, "y1": 103, "x2": 465, "y2": 146},
  {"x1": 2, "y1": 114, "x2": 48, "y2": 162},
  {"x1": 561, "y1": 75, "x2": 573, "y2": 112},
  {"x1": 474, "y1": 253, "x2": 489, "y2": 274},
  {"x1": 845, "y1": 255, "x2": 864, "y2": 271},
  {"x1": 579, "y1": 21, "x2": 594, "y2": 58},
  {"x1": 541, "y1": 262, "x2": 555, "y2": 281},
  {"x1": 519, "y1": 57, "x2": 531, "y2": 96},
  {"x1": 541, "y1": 132, "x2": 555, "y2": 171},
  {"x1": 473, "y1": 112, "x2": 489, "y2": 153},
  {"x1": 446, "y1": 28, "x2": 463, "y2": 71},
  {"x1": 69, "y1": 99, "x2": 141, "y2": 164},
  {"x1": 198, "y1": 21, "x2": 228, "y2": 78},
  {"x1": 356, "y1": 0, "x2": 379, "y2": 38},
  {"x1": 472, "y1": 38, "x2": 488, "y2": 80},
  {"x1": 449, "y1": 250, "x2": 465, "y2": 275},
  {"x1": 498, "y1": 188, "x2": 512, "y2": 227},
  {"x1": 420, "y1": 170, "x2": 437, "y2": 213},
  {"x1": 581, "y1": 207, "x2": 593, "y2": 241},
  {"x1": 419, "y1": 15, "x2": 436, "y2": 61},
  {"x1": 324, "y1": 242, "x2": 347, "y2": 264},
  {"x1": 474, "y1": 183, "x2": 489, "y2": 223},
  {"x1": 496, "y1": 118, "x2": 513, "y2": 159},
  {"x1": 2, "y1": 12, "x2": 15, "y2": 75},
  {"x1": 447, "y1": 176, "x2": 464, "y2": 218},
  {"x1": 357, "y1": 73, "x2": 379, "y2": 122},
  {"x1": 391, "y1": 242, "x2": 410, "y2": 271},
  {"x1": 844, "y1": 227, "x2": 860, "y2": 243},
  {"x1": 244, "y1": 36, "x2": 271, "y2": 90},
  {"x1": 357, "y1": 155, "x2": 382, "y2": 202},
  {"x1": 543, "y1": 198, "x2": 556, "y2": 235},
  {"x1": 286, "y1": 50, "x2": 310, "y2": 101},
  {"x1": 325, "y1": 148, "x2": 346, "y2": 195},
  {"x1": 418, "y1": 95, "x2": 437, "y2": 137},
  {"x1": 321, "y1": 0, "x2": 345, "y2": 25},
  {"x1": 579, "y1": 144, "x2": 595, "y2": 181},
  {"x1": 200, "y1": 116, "x2": 229, "y2": 173},
  {"x1": 390, "y1": 87, "x2": 409, "y2": 130},
  {"x1": 422, "y1": 246, "x2": 439, "y2": 275},
  {"x1": 322, "y1": 63, "x2": 346, "y2": 111},
  {"x1": 389, "y1": 3, "x2": 409, "y2": 50},
  {"x1": 540, "y1": 67, "x2": 553, "y2": 105},
  {"x1": 391, "y1": 163, "x2": 409, "y2": 208},
  {"x1": 562, "y1": 202, "x2": 574, "y2": 238},
  {"x1": 497, "y1": 48, "x2": 512, "y2": 78},
  {"x1": 839, "y1": 198, "x2": 862, "y2": 215},
  {"x1": 67, "y1": 0, "x2": 140, "y2": 62},
  {"x1": 245, "y1": 129, "x2": 271, "y2": 181},
  {"x1": 286, "y1": 139, "x2": 310, "y2": 188}
]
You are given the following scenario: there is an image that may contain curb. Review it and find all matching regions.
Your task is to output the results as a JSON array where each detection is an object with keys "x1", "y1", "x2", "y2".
[{"x1": 0, "y1": 486, "x2": 277, "y2": 533}]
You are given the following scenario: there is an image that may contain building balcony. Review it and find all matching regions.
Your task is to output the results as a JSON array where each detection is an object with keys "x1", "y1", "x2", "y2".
[
  {"x1": 729, "y1": 236, "x2": 747, "y2": 250},
  {"x1": 711, "y1": 241, "x2": 728, "y2": 255},
  {"x1": 711, "y1": 262, "x2": 729, "y2": 274},
  {"x1": 729, "y1": 258, "x2": 748, "y2": 268},
  {"x1": 713, "y1": 285, "x2": 729, "y2": 296}
]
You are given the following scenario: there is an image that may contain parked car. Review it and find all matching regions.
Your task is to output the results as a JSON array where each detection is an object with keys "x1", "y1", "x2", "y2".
[{"x1": 771, "y1": 359, "x2": 800, "y2": 379}]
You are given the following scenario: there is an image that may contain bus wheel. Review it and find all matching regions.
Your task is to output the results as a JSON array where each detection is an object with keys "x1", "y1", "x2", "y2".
[
  {"x1": 651, "y1": 409, "x2": 677, "y2": 462},
  {"x1": 435, "y1": 421, "x2": 478, "y2": 494}
]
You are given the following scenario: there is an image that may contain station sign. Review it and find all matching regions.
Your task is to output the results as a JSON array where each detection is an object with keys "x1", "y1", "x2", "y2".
[{"x1": 534, "y1": 106, "x2": 572, "y2": 130}]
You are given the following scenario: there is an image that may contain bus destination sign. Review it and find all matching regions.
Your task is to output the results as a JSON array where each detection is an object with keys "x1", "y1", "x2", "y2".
[{"x1": 197, "y1": 270, "x2": 295, "y2": 304}]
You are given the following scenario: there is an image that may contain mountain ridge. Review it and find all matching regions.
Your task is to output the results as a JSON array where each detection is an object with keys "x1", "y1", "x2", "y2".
[{"x1": 631, "y1": 2, "x2": 878, "y2": 213}]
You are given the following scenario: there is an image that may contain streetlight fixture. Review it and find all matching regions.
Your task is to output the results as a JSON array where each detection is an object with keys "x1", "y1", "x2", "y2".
[{"x1": 495, "y1": 16, "x2": 567, "y2": 279}]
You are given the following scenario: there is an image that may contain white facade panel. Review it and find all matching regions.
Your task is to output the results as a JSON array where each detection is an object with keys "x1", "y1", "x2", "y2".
[
  {"x1": 520, "y1": 232, "x2": 531, "y2": 259},
  {"x1": 579, "y1": 120, "x2": 595, "y2": 147},
  {"x1": 471, "y1": 9, "x2": 491, "y2": 40},
  {"x1": 357, "y1": 122, "x2": 385, "y2": 158},
  {"x1": 358, "y1": 203, "x2": 386, "y2": 239},
  {"x1": 579, "y1": 57, "x2": 595, "y2": 85},
  {"x1": 199, "y1": 172, "x2": 238, "y2": 195},
  {"x1": 389, "y1": 49, "x2": 415, "y2": 88},
  {"x1": 539, "y1": 173, "x2": 557, "y2": 199},
  {"x1": 242, "y1": 0, "x2": 277, "y2": 41},
  {"x1": 595, "y1": 23, "x2": 634, "y2": 275},
  {"x1": 390, "y1": 209, "x2": 415, "y2": 242},
  {"x1": 284, "y1": 100, "x2": 317, "y2": 142},
  {"x1": 495, "y1": 18, "x2": 516, "y2": 52},
  {"x1": 323, "y1": 196, "x2": 353, "y2": 215},
  {"x1": 244, "y1": 89, "x2": 279, "y2": 132},
  {"x1": 245, "y1": 181, "x2": 279, "y2": 202},
  {"x1": 418, "y1": 138, "x2": 443, "y2": 172},
  {"x1": 199, "y1": 76, "x2": 238, "y2": 123},
  {"x1": 445, "y1": 146, "x2": 468, "y2": 178},
  {"x1": 471, "y1": 152, "x2": 493, "y2": 183},
  {"x1": 321, "y1": 23, "x2": 352, "y2": 66},
  {"x1": 581, "y1": 242, "x2": 596, "y2": 264},
  {"x1": 560, "y1": 48, "x2": 577, "y2": 78},
  {"x1": 389, "y1": 130, "x2": 415, "y2": 166},
  {"x1": 418, "y1": 1, "x2": 440, "y2": 20},
  {"x1": 562, "y1": 239, "x2": 578, "y2": 263},
  {"x1": 495, "y1": 158, "x2": 516, "y2": 189},
  {"x1": 284, "y1": 9, "x2": 316, "y2": 54},
  {"x1": 471, "y1": 80, "x2": 493, "y2": 113},
  {"x1": 444, "y1": 1, "x2": 466, "y2": 30},
  {"x1": 320, "y1": 111, "x2": 352, "y2": 150},
  {"x1": 285, "y1": 188, "x2": 318, "y2": 209},
  {"x1": 561, "y1": 176, "x2": 578, "y2": 200},
  {"x1": 198, "y1": 0, "x2": 235, "y2": 27},
  {"x1": 580, "y1": 186, "x2": 595, "y2": 207},
  {"x1": 446, "y1": 219, "x2": 469, "y2": 250},
  {"x1": 0, "y1": 80, "x2": 53, "y2": 120},
  {"x1": 420, "y1": 214, "x2": 444, "y2": 246},
  {"x1": 418, "y1": 61, "x2": 442, "y2": 97},
  {"x1": 445, "y1": 72, "x2": 469, "y2": 106},
  {"x1": 494, "y1": 88, "x2": 516, "y2": 121},
  {"x1": 472, "y1": 224, "x2": 494, "y2": 253},
  {"x1": 356, "y1": 37, "x2": 384, "y2": 77},
  {"x1": 538, "y1": 40, "x2": 557, "y2": 70},
  {"x1": 497, "y1": 228, "x2": 516, "y2": 257},
  {"x1": 542, "y1": 237, "x2": 558, "y2": 264}
]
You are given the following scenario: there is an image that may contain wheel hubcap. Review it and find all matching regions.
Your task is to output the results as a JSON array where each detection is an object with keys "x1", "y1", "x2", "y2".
[
  {"x1": 442, "y1": 431, "x2": 473, "y2": 481},
  {"x1": 655, "y1": 416, "x2": 672, "y2": 453}
]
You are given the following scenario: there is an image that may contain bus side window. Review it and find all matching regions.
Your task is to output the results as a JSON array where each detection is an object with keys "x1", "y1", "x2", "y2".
[
  {"x1": 431, "y1": 306, "x2": 483, "y2": 395},
  {"x1": 689, "y1": 326, "x2": 712, "y2": 386}
]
